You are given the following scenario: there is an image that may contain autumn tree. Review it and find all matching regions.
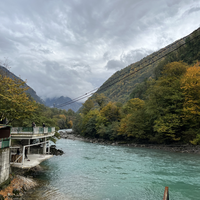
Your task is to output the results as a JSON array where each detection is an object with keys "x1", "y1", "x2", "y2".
[
  {"x1": 57, "y1": 114, "x2": 67, "y2": 129},
  {"x1": 181, "y1": 62, "x2": 200, "y2": 144},
  {"x1": 181, "y1": 62, "x2": 200, "y2": 121},
  {"x1": 95, "y1": 102, "x2": 121, "y2": 140},
  {"x1": 145, "y1": 61, "x2": 187, "y2": 143},
  {"x1": 68, "y1": 120, "x2": 72, "y2": 128},
  {"x1": 118, "y1": 98, "x2": 148, "y2": 140},
  {"x1": 82, "y1": 98, "x2": 94, "y2": 115},
  {"x1": 122, "y1": 98, "x2": 145, "y2": 115},
  {"x1": 0, "y1": 73, "x2": 37, "y2": 124},
  {"x1": 99, "y1": 102, "x2": 121, "y2": 124},
  {"x1": 81, "y1": 109, "x2": 99, "y2": 137},
  {"x1": 94, "y1": 93, "x2": 107, "y2": 109}
]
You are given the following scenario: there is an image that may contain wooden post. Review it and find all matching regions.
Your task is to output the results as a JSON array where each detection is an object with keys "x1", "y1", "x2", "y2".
[{"x1": 163, "y1": 187, "x2": 169, "y2": 200}]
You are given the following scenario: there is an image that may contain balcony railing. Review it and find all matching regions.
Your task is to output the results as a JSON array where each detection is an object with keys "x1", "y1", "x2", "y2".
[
  {"x1": 11, "y1": 127, "x2": 55, "y2": 135},
  {"x1": 0, "y1": 138, "x2": 10, "y2": 149}
]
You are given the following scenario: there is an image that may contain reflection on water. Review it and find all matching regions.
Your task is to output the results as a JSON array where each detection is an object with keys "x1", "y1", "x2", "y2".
[{"x1": 23, "y1": 139, "x2": 200, "y2": 200}]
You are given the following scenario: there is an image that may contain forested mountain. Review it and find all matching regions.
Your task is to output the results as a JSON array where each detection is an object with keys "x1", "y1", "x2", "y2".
[
  {"x1": 0, "y1": 66, "x2": 82, "y2": 112},
  {"x1": 74, "y1": 27, "x2": 200, "y2": 145},
  {"x1": 0, "y1": 66, "x2": 76, "y2": 131},
  {"x1": 45, "y1": 96, "x2": 82, "y2": 112},
  {"x1": 95, "y1": 27, "x2": 200, "y2": 103},
  {"x1": 0, "y1": 65, "x2": 44, "y2": 104}
]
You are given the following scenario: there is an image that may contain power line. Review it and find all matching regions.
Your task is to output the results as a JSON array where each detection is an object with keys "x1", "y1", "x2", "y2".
[
  {"x1": 55, "y1": 88, "x2": 98, "y2": 108},
  {"x1": 56, "y1": 27, "x2": 200, "y2": 108}
]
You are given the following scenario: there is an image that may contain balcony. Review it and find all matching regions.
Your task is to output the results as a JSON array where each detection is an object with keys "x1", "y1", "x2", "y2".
[{"x1": 10, "y1": 126, "x2": 55, "y2": 168}]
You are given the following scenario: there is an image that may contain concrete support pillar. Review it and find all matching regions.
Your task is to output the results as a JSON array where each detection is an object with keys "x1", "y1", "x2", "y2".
[
  {"x1": 28, "y1": 139, "x2": 30, "y2": 154},
  {"x1": 48, "y1": 140, "x2": 50, "y2": 154},
  {"x1": 43, "y1": 138, "x2": 46, "y2": 154},
  {"x1": 0, "y1": 148, "x2": 11, "y2": 185},
  {"x1": 22, "y1": 146, "x2": 25, "y2": 165}
]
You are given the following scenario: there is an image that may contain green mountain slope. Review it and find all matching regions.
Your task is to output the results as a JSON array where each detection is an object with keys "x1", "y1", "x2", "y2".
[
  {"x1": 0, "y1": 65, "x2": 44, "y2": 104},
  {"x1": 95, "y1": 27, "x2": 200, "y2": 103}
]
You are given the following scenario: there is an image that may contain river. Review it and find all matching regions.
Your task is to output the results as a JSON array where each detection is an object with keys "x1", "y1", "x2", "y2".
[{"x1": 23, "y1": 138, "x2": 200, "y2": 200}]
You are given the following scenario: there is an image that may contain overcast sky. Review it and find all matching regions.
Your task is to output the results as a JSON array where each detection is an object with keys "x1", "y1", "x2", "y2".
[{"x1": 0, "y1": 0, "x2": 200, "y2": 102}]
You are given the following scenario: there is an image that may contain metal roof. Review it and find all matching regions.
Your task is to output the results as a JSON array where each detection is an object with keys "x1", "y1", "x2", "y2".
[{"x1": 0, "y1": 125, "x2": 12, "y2": 129}]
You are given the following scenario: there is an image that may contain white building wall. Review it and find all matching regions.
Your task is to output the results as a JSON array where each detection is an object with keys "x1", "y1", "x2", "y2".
[{"x1": 0, "y1": 148, "x2": 10, "y2": 185}]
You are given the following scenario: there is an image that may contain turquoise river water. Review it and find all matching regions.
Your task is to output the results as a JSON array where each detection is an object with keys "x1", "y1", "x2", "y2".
[{"x1": 23, "y1": 139, "x2": 200, "y2": 200}]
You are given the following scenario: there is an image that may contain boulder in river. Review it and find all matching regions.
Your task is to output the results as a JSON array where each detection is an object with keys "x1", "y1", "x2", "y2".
[{"x1": 50, "y1": 145, "x2": 64, "y2": 156}]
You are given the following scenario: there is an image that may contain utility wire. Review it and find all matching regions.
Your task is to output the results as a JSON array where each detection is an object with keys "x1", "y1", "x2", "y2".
[
  {"x1": 56, "y1": 28, "x2": 200, "y2": 108},
  {"x1": 56, "y1": 27, "x2": 200, "y2": 108},
  {"x1": 55, "y1": 88, "x2": 98, "y2": 108}
]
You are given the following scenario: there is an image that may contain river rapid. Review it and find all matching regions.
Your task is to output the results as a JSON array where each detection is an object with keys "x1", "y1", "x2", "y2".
[{"x1": 23, "y1": 138, "x2": 200, "y2": 200}]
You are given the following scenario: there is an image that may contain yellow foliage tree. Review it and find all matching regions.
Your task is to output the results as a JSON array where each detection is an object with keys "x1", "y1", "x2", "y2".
[
  {"x1": 181, "y1": 62, "x2": 200, "y2": 144},
  {"x1": 181, "y1": 62, "x2": 200, "y2": 119},
  {"x1": 122, "y1": 98, "x2": 145, "y2": 115},
  {"x1": 118, "y1": 98, "x2": 146, "y2": 138},
  {"x1": 82, "y1": 98, "x2": 94, "y2": 115},
  {"x1": 100, "y1": 102, "x2": 121, "y2": 124},
  {"x1": 0, "y1": 74, "x2": 37, "y2": 124},
  {"x1": 117, "y1": 114, "x2": 131, "y2": 137},
  {"x1": 68, "y1": 120, "x2": 73, "y2": 128},
  {"x1": 59, "y1": 114, "x2": 66, "y2": 121}
]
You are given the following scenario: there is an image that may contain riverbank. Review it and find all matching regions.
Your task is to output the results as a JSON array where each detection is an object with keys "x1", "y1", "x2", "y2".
[
  {"x1": 0, "y1": 165, "x2": 48, "y2": 199},
  {"x1": 0, "y1": 145, "x2": 63, "y2": 200},
  {"x1": 0, "y1": 175, "x2": 37, "y2": 200},
  {"x1": 60, "y1": 132, "x2": 200, "y2": 154}
]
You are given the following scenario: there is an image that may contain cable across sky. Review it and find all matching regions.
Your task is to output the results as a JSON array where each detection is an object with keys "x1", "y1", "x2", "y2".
[{"x1": 55, "y1": 27, "x2": 200, "y2": 108}]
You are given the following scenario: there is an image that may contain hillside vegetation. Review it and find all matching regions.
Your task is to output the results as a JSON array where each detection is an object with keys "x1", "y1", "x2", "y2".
[
  {"x1": 74, "y1": 27, "x2": 200, "y2": 145},
  {"x1": 0, "y1": 67, "x2": 75, "y2": 134},
  {"x1": 96, "y1": 27, "x2": 200, "y2": 103},
  {"x1": 0, "y1": 65, "x2": 44, "y2": 104}
]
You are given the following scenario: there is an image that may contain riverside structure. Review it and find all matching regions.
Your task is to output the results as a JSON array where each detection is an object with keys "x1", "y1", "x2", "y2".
[
  {"x1": 10, "y1": 126, "x2": 55, "y2": 169},
  {"x1": 0, "y1": 125, "x2": 11, "y2": 186}
]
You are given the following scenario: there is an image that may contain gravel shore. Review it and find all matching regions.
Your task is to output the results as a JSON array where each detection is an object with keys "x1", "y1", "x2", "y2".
[
  {"x1": 0, "y1": 175, "x2": 37, "y2": 200},
  {"x1": 60, "y1": 132, "x2": 200, "y2": 154}
]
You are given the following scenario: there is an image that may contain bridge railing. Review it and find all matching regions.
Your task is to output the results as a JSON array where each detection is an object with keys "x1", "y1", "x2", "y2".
[{"x1": 11, "y1": 127, "x2": 55, "y2": 135}]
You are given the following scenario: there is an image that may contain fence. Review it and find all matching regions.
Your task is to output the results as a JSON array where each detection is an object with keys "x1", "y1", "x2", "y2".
[
  {"x1": 0, "y1": 138, "x2": 10, "y2": 149},
  {"x1": 11, "y1": 127, "x2": 33, "y2": 133},
  {"x1": 11, "y1": 127, "x2": 55, "y2": 135}
]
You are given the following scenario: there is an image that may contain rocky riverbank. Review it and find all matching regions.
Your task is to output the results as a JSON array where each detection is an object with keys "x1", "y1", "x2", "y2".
[
  {"x1": 0, "y1": 175, "x2": 37, "y2": 200},
  {"x1": 0, "y1": 164, "x2": 50, "y2": 200},
  {"x1": 0, "y1": 145, "x2": 64, "y2": 200},
  {"x1": 60, "y1": 132, "x2": 200, "y2": 154}
]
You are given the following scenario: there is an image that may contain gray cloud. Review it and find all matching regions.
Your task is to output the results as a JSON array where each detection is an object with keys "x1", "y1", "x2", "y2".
[
  {"x1": 105, "y1": 60, "x2": 124, "y2": 70},
  {"x1": 105, "y1": 48, "x2": 153, "y2": 70},
  {"x1": 120, "y1": 49, "x2": 153, "y2": 66},
  {"x1": 0, "y1": 0, "x2": 200, "y2": 102},
  {"x1": 186, "y1": 6, "x2": 200, "y2": 15}
]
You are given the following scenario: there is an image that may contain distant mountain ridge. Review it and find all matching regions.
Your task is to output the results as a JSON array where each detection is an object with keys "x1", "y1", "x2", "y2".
[
  {"x1": 45, "y1": 96, "x2": 82, "y2": 112},
  {"x1": 0, "y1": 65, "x2": 44, "y2": 104},
  {"x1": 0, "y1": 66, "x2": 82, "y2": 112}
]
